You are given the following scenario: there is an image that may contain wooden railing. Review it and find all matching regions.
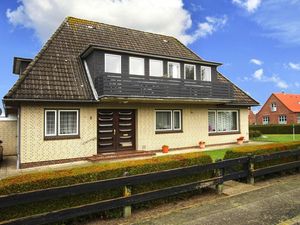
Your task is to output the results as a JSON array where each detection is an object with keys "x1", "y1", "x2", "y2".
[
  {"x1": 95, "y1": 74, "x2": 234, "y2": 100},
  {"x1": 1, "y1": 148, "x2": 300, "y2": 225}
]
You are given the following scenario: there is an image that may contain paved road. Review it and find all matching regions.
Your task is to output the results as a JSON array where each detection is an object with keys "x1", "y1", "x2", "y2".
[{"x1": 131, "y1": 175, "x2": 300, "y2": 225}]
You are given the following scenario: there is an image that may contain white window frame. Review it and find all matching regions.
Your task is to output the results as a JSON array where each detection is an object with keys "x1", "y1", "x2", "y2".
[
  {"x1": 263, "y1": 116, "x2": 270, "y2": 125},
  {"x1": 167, "y1": 61, "x2": 181, "y2": 79},
  {"x1": 58, "y1": 110, "x2": 79, "y2": 136},
  {"x1": 129, "y1": 56, "x2": 144, "y2": 75},
  {"x1": 173, "y1": 110, "x2": 182, "y2": 130},
  {"x1": 104, "y1": 53, "x2": 121, "y2": 74},
  {"x1": 184, "y1": 64, "x2": 196, "y2": 80},
  {"x1": 201, "y1": 66, "x2": 212, "y2": 82},
  {"x1": 150, "y1": 59, "x2": 163, "y2": 77},
  {"x1": 278, "y1": 115, "x2": 287, "y2": 124},
  {"x1": 271, "y1": 103, "x2": 277, "y2": 112},
  {"x1": 208, "y1": 109, "x2": 239, "y2": 133},
  {"x1": 45, "y1": 110, "x2": 57, "y2": 137}
]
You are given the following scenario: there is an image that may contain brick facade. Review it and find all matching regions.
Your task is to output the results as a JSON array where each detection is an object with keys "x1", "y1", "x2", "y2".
[{"x1": 256, "y1": 94, "x2": 300, "y2": 125}]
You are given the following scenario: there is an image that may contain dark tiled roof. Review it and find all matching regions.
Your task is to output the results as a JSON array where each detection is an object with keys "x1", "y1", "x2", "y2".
[{"x1": 4, "y1": 16, "x2": 258, "y2": 106}]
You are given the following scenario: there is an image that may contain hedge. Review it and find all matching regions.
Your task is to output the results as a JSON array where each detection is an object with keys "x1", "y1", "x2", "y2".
[
  {"x1": 250, "y1": 124, "x2": 300, "y2": 134},
  {"x1": 0, "y1": 152, "x2": 212, "y2": 222}
]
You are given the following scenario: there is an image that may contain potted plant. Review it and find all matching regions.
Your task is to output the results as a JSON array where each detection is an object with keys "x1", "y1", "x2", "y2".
[
  {"x1": 162, "y1": 145, "x2": 169, "y2": 153},
  {"x1": 237, "y1": 136, "x2": 244, "y2": 145},
  {"x1": 199, "y1": 141, "x2": 206, "y2": 149}
]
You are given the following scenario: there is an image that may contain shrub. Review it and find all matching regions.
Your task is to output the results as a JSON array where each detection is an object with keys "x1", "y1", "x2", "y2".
[
  {"x1": 0, "y1": 152, "x2": 212, "y2": 222},
  {"x1": 249, "y1": 130, "x2": 262, "y2": 139},
  {"x1": 250, "y1": 124, "x2": 300, "y2": 134}
]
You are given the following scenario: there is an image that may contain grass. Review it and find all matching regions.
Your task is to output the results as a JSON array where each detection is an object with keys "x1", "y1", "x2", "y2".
[
  {"x1": 252, "y1": 134, "x2": 300, "y2": 142},
  {"x1": 204, "y1": 149, "x2": 228, "y2": 161}
]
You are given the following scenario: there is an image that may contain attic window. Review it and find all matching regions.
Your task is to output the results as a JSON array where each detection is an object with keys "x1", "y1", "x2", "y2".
[{"x1": 163, "y1": 39, "x2": 168, "y2": 43}]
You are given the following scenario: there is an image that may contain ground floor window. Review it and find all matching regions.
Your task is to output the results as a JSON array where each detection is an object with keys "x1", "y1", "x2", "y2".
[
  {"x1": 297, "y1": 113, "x2": 300, "y2": 124},
  {"x1": 45, "y1": 109, "x2": 79, "y2": 138},
  {"x1": 278, "y1": 115, "x2": 287, "y2": 124},
  {"x1": 263, "y1": 116, "x2": 270, "y2": 125},
  {"x1": 156, "y1": 110, "x2": 182, "y2": 132},
  {"x1": 208, "y1": 110, "x2": 239, "y2": 133}
]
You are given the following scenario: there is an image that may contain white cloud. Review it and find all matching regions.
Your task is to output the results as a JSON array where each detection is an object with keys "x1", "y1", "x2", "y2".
[
  {"x1": 232, "y1": 0, "x2": 261, "y2": 13},
  {"x1": 6, "y1": 0, "x2": 227, "y2": 45},
  {"x1": 253, "y1": 68, "x2": 263, "y2": 80},
  {"x1": 250, "y1": 58, "x2": 263, "y2": 65},
  {"x1": 288, "y1": 62, "x2": 300, "y2": 71}
]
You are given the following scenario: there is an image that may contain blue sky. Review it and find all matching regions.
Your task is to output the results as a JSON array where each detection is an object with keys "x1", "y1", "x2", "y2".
[{"x1": 1, "y1": 0, "x2": 300, "y2": 114}]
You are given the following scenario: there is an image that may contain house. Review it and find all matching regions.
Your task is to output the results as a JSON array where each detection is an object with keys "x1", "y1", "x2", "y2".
[
  {"x1": 3, "y1": 17, "x2": 259, "y2": 168},
  {"x1": 256, "y1": 93, "x2": 300, "y2": 125},
  {"x1": 248, "y1": 110, "x2": 256, "y2": 125}
]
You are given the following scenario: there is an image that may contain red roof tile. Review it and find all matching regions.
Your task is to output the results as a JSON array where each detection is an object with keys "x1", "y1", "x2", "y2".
[{"x1": 274, "y1": 93, "x2": 300, "y2": 112}]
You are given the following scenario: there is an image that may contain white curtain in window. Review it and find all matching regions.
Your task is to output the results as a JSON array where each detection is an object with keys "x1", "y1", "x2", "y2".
[
  {"x1": 208, "y1": 111, "x2": 216, "y2": 132},
  {"x1": 59, "y1": 111, "x2": 78, "y2": 134},
  {"x1": 217, "y1": 111, "x2": 237, "y2": 132},
  {"x1": 129, "y1": 57, "x2": 144, "y2": 75},
  {"x1": 150, "y1": 60, "x2": 163, "y2": 77},
  {"x1": 156, "y1": 112, "x2": 171, "y2": 130},
  {"x1": 105, "y1": 54, "x2": 121, "y2": 73},
  {"x1": 185, "y1": 64, "x2": 195, "y2": 80},
  {"x1": 201, "y1": 66, "x2": 211, "y2": 81},
  {"x1": 173, "y1": 111, "x2": 181, "y2": 129},
  {"x1": 168, "y1": 62, "x2": 180, "y2": 79},
  {"x1": 46, "y1": 111, "x2": 56, "y2": 135}
]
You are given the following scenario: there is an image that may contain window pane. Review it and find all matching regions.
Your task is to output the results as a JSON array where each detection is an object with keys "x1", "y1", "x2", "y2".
[
  {"x1": 150, "y1": 60, "x2": 163, "y2": 77},
  {"x1": 173, "y1": 111, "x2": 181, "y2": 130},
  {"x1": 46, "y1": 111, "x2": 56, "y2": 135},
  {"x1": 298, "y1": 114, "x2": 300, "y2": 124},
  {"x1": 156, "y1": 111, "x2": 171, "y2": 130},
  {"x1": 105, "y1": 54, "x2": 121, "y2": 73},
  {"x1": 59, "y1": 111, "x2": 78, "y2": 135},
  {"x1": 208, "y1": 111, "x2": 216, "y2": 132},
  {"x1": 217, "y1": 111, "x2": 237, "y2": 132},
  {"x1": 185, "y1": 64, "x2": 195, "y2": 80},
  {"x1": 129, "y1": 57, "x2": 144, "y2": 75},
  {"x1": 201, "y1": 66, "x2": 211, "y2": 81},
  {"x1": 168, "y1": 62, "x2": 180, "y2": 79}
]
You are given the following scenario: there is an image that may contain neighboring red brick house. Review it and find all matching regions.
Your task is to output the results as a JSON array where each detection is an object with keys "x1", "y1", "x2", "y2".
[
  {"x1": 248, "y1": 109, "x2": 256, "y2": 125},
  {"x1": 256, "y1": 93, "x2": 300, "y2": 125}
]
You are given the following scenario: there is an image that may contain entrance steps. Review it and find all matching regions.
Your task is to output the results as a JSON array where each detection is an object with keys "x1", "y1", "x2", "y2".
[{"x1": 87, "y1": 150, "x2": 156, "y2": 162}]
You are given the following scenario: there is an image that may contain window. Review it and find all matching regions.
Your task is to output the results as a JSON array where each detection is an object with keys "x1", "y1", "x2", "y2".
[
  {"x1": 45, "y1": 110, "x2": 57, "y2": 136},
  {"x1": 184, "y1": 64, "x2": 195, "y2": 80},
  {"x1": 271, "y1": 103, "x2": 277, "y2": 112},
  {"x1": 156, "y1": 110, "x2": 182, "y2": 132},
  {"x1": 44, "y1": 109, "x2": 79, "y2": 138},
  {"x1": 278, "y1": 115, "x2": 287, "y2": 124},
  {"x1": 298, "y1": 113, "x2": 300, "y2": 124},
  {"x1": 150, "y1": 59, "x2": 163, "y2": 77},
  {"x1": 58, "y1": 110, "x2": 79, "y2": 135},
  {"x1": 208, "y1": 110, "x2": 239, "y2": 133},
  {"x1": 200, "y1": 66, "x2": 212, "y2": 81},
  {"x1": 168, "y1": 62, "x2": 180, "y2": 79},
  {"x1": 105, "y1": 54, "x2": 121, "y2": 73},
  {"x1": 263, "y1": 116, "x2": 270, "y2": 125},
  {"x1": 129, "y1": 57, "x2": 144, "y2": 75}
]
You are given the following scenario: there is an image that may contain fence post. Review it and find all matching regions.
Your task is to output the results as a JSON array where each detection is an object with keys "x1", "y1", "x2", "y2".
[
  {"x1": 215, "y1": 159, "x2": 224, "y2": 195},
  {"x1": 247, "y1": 154, "x2": 255, "y2": 185},
  {"x1": 123, "y1": 172, "x2": 131, "y2": 218}
]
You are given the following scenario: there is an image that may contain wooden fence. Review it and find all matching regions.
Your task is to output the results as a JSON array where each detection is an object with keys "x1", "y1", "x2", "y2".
[{"x1": 1, "y1": 148, "x2": 300, "y2": 225}]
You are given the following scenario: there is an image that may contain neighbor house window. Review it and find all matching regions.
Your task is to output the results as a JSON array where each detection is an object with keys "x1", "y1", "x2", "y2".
[
  {"x1": 105, "y1": 53, "x2": 121, "y2": 73},
  {"x1": 184, "y1": 64, "x2": 195, "y2": 80},
  {"x1": 168, "y1": 62, "x2": 180, "y2": 79},
  {"x1": 263, "y1": 116, "x2": 270, "y2": 125},
  {"x1": 208, "y1": 110, "x2": 239, "y2": 133},
  {"x1": 200, "y1": 66, "x2": 212, "y2": 81},
  {"x1": 156, "y1": 110, "x2": 182, "y2": 132},
  {"x1": 150, "y1": 59, "x2": 163, "y2": 77},
  {"x1": 45, "y1": 109, "x2": 79, "y2": 138},
  {"x1": 129, "y1": 57, "x2": 144, "y2": 75},
  {"x1": 271, "y1": 103, "x2": 277, "y2": 112},
  {"x1": 278, "y1": 115, "x2": 287, "y2": 124},
  {"x1": 298, "y1": 113, "x2": 300, "y2": 124}
]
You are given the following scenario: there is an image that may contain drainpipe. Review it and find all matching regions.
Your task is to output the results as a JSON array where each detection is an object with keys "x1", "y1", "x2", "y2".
[{"x1": 16, "y1": 107, "x2": 20, "y2": 169}]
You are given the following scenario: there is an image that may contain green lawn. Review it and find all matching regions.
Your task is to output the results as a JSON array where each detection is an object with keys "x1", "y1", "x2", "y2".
[
  {"x1": 252, "y1": 134, "x2": 300, "y2": 142},
  {"x1": 204, "y1": 149, "x2": 228, "y2": 162}
]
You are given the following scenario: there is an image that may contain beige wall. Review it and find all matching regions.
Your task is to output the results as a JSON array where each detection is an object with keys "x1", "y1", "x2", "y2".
[
  {"x1": 0, "y1": 120, "x2": 17, "y2": 155},
  {"x1": 20, "y1": 103, "x2": 249, "y2": 163}
]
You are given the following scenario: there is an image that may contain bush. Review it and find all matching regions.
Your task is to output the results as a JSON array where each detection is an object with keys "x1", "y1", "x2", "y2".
[
  {"x1": 249, "y1": 130, "x2": 262, "y2": 139},
  {"x1": 0, "y1": 152, "x2": 212, "y2": 222},
  {"x1": 250, "y1": 124, "x2": 300, "y2": 134}
]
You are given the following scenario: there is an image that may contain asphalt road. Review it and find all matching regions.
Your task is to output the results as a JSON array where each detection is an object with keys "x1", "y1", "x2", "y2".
[{"x1": 130, "y1": 175, "x2": 300, "y2": 225}]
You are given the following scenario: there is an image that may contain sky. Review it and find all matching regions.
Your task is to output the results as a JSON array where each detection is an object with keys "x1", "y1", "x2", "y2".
[{"x1": 1, "y1": 0, "x2": 300, "y2": 114}]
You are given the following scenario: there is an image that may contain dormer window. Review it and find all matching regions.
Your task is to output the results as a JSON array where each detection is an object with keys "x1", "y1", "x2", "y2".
[
  {"x1": 201, "y1": 66, "x2": 212, "y2": 82},
  {"x1": 129, "y1": 57, "x2": 144, "y2": 75},
  {"x1": 168, "y1": 62, "x2": 180, "y2": 79},
  {"x1": 271, "y1": 103, "x2": 277, "y2": 112},
  {"x1": 105, "y1": 54, "x2": 121, "y2": 73},
  {"x1": 184, "y1": 64, "x2": 195, "y2": 80},
  {"x1": 150, "y1": 59, "x2": 163, "y2": 77}
]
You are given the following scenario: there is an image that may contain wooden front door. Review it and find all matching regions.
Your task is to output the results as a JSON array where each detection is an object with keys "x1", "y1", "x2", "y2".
[{"x1": 97, "y1": 109, "x2": 136, "y2": 153}]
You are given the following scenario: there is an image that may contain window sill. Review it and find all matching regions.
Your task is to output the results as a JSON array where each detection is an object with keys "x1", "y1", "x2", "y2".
[
  {"x1": 209, "y1": 131, "x2": 240, "y2": 136},
  {"x1": 155, "y1": 130, "x2": 183, "y2": 134},
  {"x1": 44, "y1": 135, "x2": 80, "y2": 141}
]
